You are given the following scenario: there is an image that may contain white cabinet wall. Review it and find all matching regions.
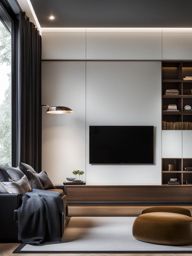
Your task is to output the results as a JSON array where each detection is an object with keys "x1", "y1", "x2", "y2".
[
  {"x1": 183, "y1": 131, "x2": 192, "y2": 158},
  {"x1": 42, "y1": 29, "x2": 192, "y2": 60},
  {"x1": 42, "y1": 31, "x2": 86, "y2": 59},
  {"x1": 162, "y1": 130, "x2": 192, "y2": 159},
  {"x1": 162, "y1": 30, "x2": 192, "y2": 60},
  {"x1": 162, "y1": 131, "x2": 182, "y2": 158},
  {"x1": 86, "y1": 31, "x2": 161, "y2": 60},
  {"x1": 41, "y1": 30, "x2": 192, "y2": 184}
]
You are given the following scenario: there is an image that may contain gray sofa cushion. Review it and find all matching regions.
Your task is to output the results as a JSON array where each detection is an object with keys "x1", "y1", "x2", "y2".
[
  {"x1": 0, "y1": 182, "x2": 7, "y2": 192},
  {"x1": 6, "y1": 167, "x2": 24, "y2": 181},
  {"x1": 19, "y1": 162, "x2": 43, "y2": 189},
  {"x1": 19, "y1": 162, "x2": 36, "y2": 174},
  {"x1": 37, "y1": 171, "x2": 54, "y2": 189},
  {"x1": 2, "y1": 175, "x2": 32, "y2": 194},
  {"x1": 0, "y1": 167, "x2": 11, "y2": 182}
]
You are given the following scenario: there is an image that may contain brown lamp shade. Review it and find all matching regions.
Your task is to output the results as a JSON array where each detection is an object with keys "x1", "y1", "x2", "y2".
[{"x1": 46, "y1": 106, "x2": 73, "y2": 114}]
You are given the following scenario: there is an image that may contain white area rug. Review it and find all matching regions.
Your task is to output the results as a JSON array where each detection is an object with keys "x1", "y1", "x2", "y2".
[{"x1": 15, "y1": 217, "x2": 192, "y2": 253}]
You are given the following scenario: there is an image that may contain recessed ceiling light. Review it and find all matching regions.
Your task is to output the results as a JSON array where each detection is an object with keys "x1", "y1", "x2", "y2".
[{"x1": 48, "y1": 15, "x2": 55, "y2": 21}]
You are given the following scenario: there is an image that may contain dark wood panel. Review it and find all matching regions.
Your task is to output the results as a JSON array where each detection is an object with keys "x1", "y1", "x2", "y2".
[{"x1": 64, "y1": 185, "x2": 192, "y2": 205}]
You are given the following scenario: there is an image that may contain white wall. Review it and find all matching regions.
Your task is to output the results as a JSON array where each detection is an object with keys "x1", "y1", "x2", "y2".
[
  {"x1": 86, "y1": 62, "x2": 161, "y2": 185},
  {"x1": 42, "y1": 61, "x2": 161, "y2": 185}
]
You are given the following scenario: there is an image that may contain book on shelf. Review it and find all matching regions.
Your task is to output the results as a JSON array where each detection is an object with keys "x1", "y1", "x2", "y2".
[
  {"x1": 167, "y1": 104, "x2": 178, "y2": 111},
  {"x1": 183, "y1": 76, "x2": 192, "y2": 81},
  {"x1": 165, "y1": 89, "x2": 179, "y2": 96},
  {"x1": 163, "y1": 121, "x2": 192, "y2": 130}
]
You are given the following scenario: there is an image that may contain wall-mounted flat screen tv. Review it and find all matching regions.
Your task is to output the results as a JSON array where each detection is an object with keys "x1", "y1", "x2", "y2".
[{"x1": 89, "y1": 126, "x2": 154, "y2": 164}]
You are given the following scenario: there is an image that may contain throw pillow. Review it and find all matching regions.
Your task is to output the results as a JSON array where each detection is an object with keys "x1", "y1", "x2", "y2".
[
  {"x1": 19, "y1": 162, "x2": 36, "y2": 174},
  {"x1": 0, "y1": 166, "x2": 11, "y2": 182},
  {"x1": 0, "y1": 182, "x2": 7, "y2": 192},
  {"x1": 2, "y1": 175, "x2": 32, "y2": 194},
  {"x1": 6, "y1": 166, "x2": 24, "y2": 181},
  {"x1": 19, "y1": 162, "x2": 43, "y2": 189},
  {"x1": 37, "y1": 171, "x2": 54, "y2": 189}
]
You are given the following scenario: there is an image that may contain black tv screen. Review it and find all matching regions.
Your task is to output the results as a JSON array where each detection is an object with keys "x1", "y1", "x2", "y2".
[{"x1": 89, "y1": 126, "x2": 154, "y2": 164}]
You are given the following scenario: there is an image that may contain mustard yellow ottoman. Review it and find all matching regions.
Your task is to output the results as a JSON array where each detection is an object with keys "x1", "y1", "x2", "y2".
[{"x1": 133, "y1": 211, "x2": 192, "y2": 245}]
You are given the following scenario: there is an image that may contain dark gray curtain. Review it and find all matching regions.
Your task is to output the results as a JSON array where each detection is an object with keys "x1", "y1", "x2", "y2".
[{"x1": 18, "y1": 12, "x2": 42, "y2": 171}]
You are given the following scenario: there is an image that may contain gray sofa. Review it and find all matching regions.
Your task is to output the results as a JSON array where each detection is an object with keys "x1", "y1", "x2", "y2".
[{"x1": 0, "y1": 165, "x2": 65, "y2": 242}]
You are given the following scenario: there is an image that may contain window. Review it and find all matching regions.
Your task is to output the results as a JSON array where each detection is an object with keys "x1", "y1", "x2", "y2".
[{"x1": 0, "y1": 7, "x2": 12, "y2": 164}]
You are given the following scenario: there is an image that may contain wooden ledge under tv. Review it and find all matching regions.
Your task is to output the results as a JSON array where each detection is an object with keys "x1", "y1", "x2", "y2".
[{"x1": 64, "y1": 185, "x2": 192, "y2": 217}]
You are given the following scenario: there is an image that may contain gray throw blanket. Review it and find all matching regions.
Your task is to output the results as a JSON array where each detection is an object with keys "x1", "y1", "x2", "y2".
[{"x1": 17, "y1": 189, "x2": 64, "y2": 244}]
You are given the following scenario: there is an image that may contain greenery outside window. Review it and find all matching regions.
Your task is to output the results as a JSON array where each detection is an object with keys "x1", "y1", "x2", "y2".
[{"x1": 0, "y1": 8, "x2": 12, "y2": 165}]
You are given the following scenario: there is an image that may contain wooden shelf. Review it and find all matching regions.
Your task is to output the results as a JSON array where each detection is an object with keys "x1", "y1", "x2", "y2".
[
  {"x1": 162, "y1": 111, "x2": 181, "y2": 115},
  {"x1": 162, "y1": 95, "x2": 181, "y2": 98},
  {"x1": 163, "y1": 95, "x2": 192, "y2": 99},
  {"x1": 163, "y1": 171, "x2": 192, "y2": 173},
  {"x1": 163, "y1": 80, "x2": 192, "y2": 83},
  {"x1": 182, "y1": 95, "x2": 192, "y2": 98},
  {"x1": 163, "y1": 79, "x2": 182, "y2": 83},
  {"x1": 183, "y1": 80, "x2": 192, "y2": 83},
  {"x1": 162, "y1": 171, "x2": 182, "y2": 173},
  {"x1": 183, "y1": 111, "x2": 192, "y2": 115}
]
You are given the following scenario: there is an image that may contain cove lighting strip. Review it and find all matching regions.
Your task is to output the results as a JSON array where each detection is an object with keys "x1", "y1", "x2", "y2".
[{"x1": 41, "y1": 28, "x2": 192, "y2": 33}]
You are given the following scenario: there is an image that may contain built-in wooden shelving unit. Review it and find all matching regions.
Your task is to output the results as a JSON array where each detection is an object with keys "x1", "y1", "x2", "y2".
[
  {"x1": 162, "y1": 62, "x2": 192, "y2": 185},
  {"x1": 162, "y1": 158, "x2": 192, "y2": 185},
  {"x1": 162, "y1": 61, "x2": 192, "y2": 130}
]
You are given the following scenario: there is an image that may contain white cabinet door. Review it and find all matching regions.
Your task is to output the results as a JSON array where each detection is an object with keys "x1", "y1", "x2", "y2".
[
  {"x1": 42, "y1": 61, "x2": 86, "y2": 184},
  {"x1": 42, "y1": 32, "x2": 86, "y2": 59},
  {"x1": 87, "y1": 31, "x2": 161, "y2": 60},
  {"x1": 162, "y1": 30, "x2": 192, "y2": 60},
  {"x1": 162, "y1": 131, "x2": 182, "y2": 158},
  {"x1": 183, "y1": 131, "x2": 192, "y2": 158}
]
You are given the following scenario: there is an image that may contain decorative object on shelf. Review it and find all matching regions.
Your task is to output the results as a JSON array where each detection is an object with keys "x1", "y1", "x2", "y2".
[
  {"x1": 42, "y1": 104, "x2": 73, "y2": 114},
  {"x1": 66, "y1": 177, "x2": 76, "y2": 182},
  {"x1": 167, "y1": 104, "x2": 178, "y2": 111},
  {"x1": 72, "y1": 170, "x2": 85, "y2": 182},
  {"x1": 184, "y1": 105, "x2": 192, "y2": 111},
  {"x1": 184, "y1": 167, "x2": 192, "y2": 171},
  {"x1": 63, "y1": 181, "x2": 86, "y2": 185},
  {"x1": 165, "y1": 89, "x2": 179, "y2": 96},
  {"x1": 168, "y1": 164, "x2": 175, "y2": 171},
  {"x1": 168, "y1": 178, "x2": 180, "y2": 185},
  {"x1": 183, "y1": 76, "x2": 192, "y2": 81}
]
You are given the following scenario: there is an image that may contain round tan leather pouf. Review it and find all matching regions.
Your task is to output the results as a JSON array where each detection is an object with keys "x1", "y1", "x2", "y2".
[
  {"x1": 132, "y1": 212, "x2": 192, "y2": 245},
  {"x1": 142, "y1": 206, "x2": 191, "y2": 216}
]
